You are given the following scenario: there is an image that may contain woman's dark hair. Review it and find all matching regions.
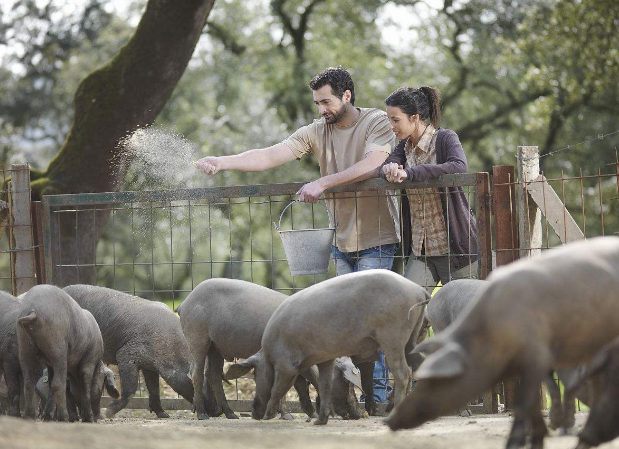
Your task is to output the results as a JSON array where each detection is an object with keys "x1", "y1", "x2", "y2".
[
  {"x1": 385, "y1": 86, "x2": 441, "y2": 128},
  {"x1": 309, "y1": 66, "x2": 355, "y2": 105}
]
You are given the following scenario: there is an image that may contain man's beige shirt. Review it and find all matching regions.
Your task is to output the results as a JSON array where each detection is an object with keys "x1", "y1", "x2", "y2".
[{"x1": 284, "y1": 108, "x2": 400, "y2": 252}]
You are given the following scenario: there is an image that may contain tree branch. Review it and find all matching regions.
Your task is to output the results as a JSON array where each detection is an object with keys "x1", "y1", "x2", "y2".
[
  {"x1": 456, "y1": 89, "x2": 552, "y2": 142},
  {"x1": 205, "y1": 21, "x2": 246, "y2": 55}
]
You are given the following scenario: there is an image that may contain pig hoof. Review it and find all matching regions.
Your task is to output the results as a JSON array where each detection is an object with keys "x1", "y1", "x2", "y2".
[
  {"x1": 263, "y1": 410, "x2": 277, "y2": 420},
  {"x1": 505, "y1": 441, "x2": 523, "y2": 449},
  {"x1": 313, "y1": 417, "x2": 328, "y2": 426},
  {"x1": 198, "y1": 413, "x2": 209, "y2": 420},
  {"x1": 225, "y1": 412, "x2": 239, "y2": 419},
  {"x1": 279, "y1": 412, "x2": 294, "y2": 420},
  {"x1": 156, "y1": 411, "x2": 170, "y2": 419}
]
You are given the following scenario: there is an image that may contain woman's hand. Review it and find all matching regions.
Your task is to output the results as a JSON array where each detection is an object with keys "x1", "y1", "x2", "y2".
[{"x1": 382, "y1": 163, "x2": 407, "y2": 183}]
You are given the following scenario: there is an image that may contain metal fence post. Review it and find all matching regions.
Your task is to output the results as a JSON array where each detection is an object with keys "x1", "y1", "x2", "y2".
[
  {"x1": 41, "y1": 195, "x2": 55, "y2": 285},
  {"x1": 30, "y1": 201, "x2": 47, "y2": 284},
  {"x1": 475, "y1": 172, "x2": 492, "y2": 281}
]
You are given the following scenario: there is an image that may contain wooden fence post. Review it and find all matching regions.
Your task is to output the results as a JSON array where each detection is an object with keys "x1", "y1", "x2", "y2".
[
  {"x1": 475, "y1": 172, "x2": 498, "y2": 414},
  {"x1": 493, "y1": 165, "x2": 520, "y2": 412},
  {"x1": 517, "y1": 146, "x2": 542, "y2": 258},
  {"x1": 516, "y1": 147, "x2": 548, "y2": 410},
  {"x1": 9, "y1": 164, "x2": 36, "y2": 295}
]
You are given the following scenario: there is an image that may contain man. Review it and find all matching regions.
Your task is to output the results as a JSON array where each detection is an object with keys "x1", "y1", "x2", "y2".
[{"x1": 196, "y1": 66, "x2": 400, "y2": 403}]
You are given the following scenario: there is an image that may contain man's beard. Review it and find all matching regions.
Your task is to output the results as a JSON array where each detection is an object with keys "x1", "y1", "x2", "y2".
[{"x1": 324, "y1": 105, "x2": 348, "y2": 124}]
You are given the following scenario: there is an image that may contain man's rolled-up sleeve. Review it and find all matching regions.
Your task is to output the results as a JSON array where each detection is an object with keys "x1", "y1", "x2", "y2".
[
  {"x1": 283, "y1": 124, "x2": 314, "y2": 159},
  {"x1": 364, "y1": 115, "x2": 395, "y2": 155}
]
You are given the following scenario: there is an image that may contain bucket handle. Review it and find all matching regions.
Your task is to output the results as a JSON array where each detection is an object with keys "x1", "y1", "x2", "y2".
[{"x1": 274, "y1": 200, "x2": 337, "y2": 232}]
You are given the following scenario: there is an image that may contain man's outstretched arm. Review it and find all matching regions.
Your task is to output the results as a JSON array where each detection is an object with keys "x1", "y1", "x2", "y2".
[
  {"x1": 195, "y1": 143, "x2": 297, "y2": 174},
  {"x1": 297, "y1": 151, "x2": 389, "y2": 203}
]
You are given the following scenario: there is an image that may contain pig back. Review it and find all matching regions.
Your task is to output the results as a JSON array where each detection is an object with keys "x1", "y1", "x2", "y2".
[
  {"x1": 263, "y1": 270, "x2": 429, "y2": 355},
  {"x1": 468, "y1": 237, "x2": 619, "y2": 366},
  {"x1": 63, "y1": 285, "x2": 187, "y2": 365},
  {"x1": 180, "y1": 278, "x2": 287, "y2": 360},
  {"x1": 427, "y1": 279, "x2": 487, "y2": 333}
]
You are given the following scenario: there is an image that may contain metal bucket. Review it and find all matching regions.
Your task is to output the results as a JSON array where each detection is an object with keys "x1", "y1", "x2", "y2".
[{"x1": 275, "y1": 200, "x2": 336, "y2": 276}]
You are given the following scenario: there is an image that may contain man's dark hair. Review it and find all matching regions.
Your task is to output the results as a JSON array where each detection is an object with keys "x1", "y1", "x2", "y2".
[{"x1": 309, "y1": 66, "x2": 355, "y2": 105}]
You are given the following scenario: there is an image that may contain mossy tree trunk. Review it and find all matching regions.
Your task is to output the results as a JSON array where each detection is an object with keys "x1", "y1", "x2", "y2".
[{"x1": 32, "y1": 0, "x2": 216, "y2": 286}]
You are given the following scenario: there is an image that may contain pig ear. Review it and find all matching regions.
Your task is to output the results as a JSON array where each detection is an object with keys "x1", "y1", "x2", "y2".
[
  {"x1": 335, "y1": 357, "x2": 363, "y2": 391},
  {"x1": 415, "y1": 342, "x2": 467, "y2": 379},
  {"x1": 412, "y1": 336, "x2": 445, "y2": 355},
  {"x1": 224, "y1": 352, "x2": 262, "y2": 381}
]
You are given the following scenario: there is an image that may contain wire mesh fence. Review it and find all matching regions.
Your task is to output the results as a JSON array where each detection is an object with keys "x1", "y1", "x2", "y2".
[
  {"x1": 42, "y1": 175, "x2": 486, "y2": 309},
  {"x1": 29, "y1": 151, "x2": 619, "y2": 413}
]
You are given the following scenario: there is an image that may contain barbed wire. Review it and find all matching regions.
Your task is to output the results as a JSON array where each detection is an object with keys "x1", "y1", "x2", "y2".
[{"x1": 515, "y1": 129, "x2": 619, "y2": 162}]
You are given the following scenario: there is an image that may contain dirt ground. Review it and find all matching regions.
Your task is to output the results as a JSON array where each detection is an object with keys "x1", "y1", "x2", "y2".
[{"x1": 1, "y1": 409, "x2": 617, "y2": 449}]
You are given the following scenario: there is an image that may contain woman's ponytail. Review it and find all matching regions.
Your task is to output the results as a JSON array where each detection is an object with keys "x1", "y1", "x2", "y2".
[{"x1": 419, "y1": 86, "x2": 441, "y2": 129}]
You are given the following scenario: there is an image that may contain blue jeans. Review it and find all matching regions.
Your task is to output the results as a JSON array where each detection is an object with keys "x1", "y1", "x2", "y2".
[
  {"x1": 331, "y1": 243, "x2": 398, "y2": 402},
  {"x1": 331, "y1": 243, "x2": 398, "y2": 274}
]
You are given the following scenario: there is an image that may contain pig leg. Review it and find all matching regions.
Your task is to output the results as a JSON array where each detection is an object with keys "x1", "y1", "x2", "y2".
[
  {"x1": 105, "y1": 356, "x2": 139, "y2": 418},
  {"x1": 187, "y1": 337, "x2": 210, "y2": 420},
  {"x1": 544, "y1": 373, "x2": 564, "y2": 431},
  {"x1": 66, "y1": 376, "x2": 81, "y2": 422},
  {"x1": 76, "y1": 365, "x2": 96, "y2": 423},
  {"x1": 3, "y1": 365, "x2": 21, "y2": 417},
  {"x1": 314, "y1": 360, "x2": 335, "y2": 426},
  {"x1": 143, "y1": 369, "x2": 168, "y2": 418},
  {"x1": 89, "y1": 372, "x2": 104, "y2": 422},
  {"x1": 381, "y1": 349, "x2": 410, "y2": 408},
  {"x1": 17, "y1": 329, "x2": 40, "y2": 420},
  {"x1": 263, "y1": 366, "x2": 299, "y2": 421},
  {"x1": 561, "y1": 388, "x2": 577, "y2": 434},
  {"x1": 357, "y1": 361, "x2": 378, "y2": 416},
  {"x1": 205, "y1": 348, "x2": 237, "y2": 419},
  {"x1": 46, "y1": 361, "x2": 69, "y2": 422},
  {"x1": 506, "y1": 369, "x2": 549, "y2": 449},
  {"x1": 293, "y1": 375, "x2": 317, "y2": 419},
  {"x1": 577, "y1": 386, "x2": 619, "y2": 449}
]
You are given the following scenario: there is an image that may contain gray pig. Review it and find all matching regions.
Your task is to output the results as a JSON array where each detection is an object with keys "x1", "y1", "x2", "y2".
[
  {"x1": 17, "y1": 284, "x2": 104, "y2": 422},
  {"x1": 385, "y1": 236, "x2": 619, "y2": 449},
  {"x1": 0, "y1": 290, "x2": 25, "y2": 416},
  {"x1": 177, "y1": 278, "x2": 364, "y2": 420},
  {"x1": 225, "y1": 270, "x2": 429, "y2": 425},
  {"x1": 36, "y1": 363, "x2": 120, "y2": 421},
  {"x1": 63, "y1": 285, "x2": 214, "y2": 418},
  {"x1": 425, "y1": 278, "x2": 587, "y2": 432}
]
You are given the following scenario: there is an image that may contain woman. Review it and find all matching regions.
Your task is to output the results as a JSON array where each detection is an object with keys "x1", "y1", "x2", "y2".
[{"x1": 381, "y1": 86, "x2": 478, "y2": 292}]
